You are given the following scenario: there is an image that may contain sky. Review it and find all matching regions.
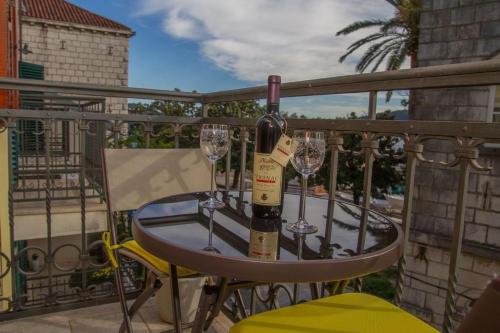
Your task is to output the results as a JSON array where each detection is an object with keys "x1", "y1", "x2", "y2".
[{"x1": 70, "y1": 0, "x2": 406, "y2": 118}]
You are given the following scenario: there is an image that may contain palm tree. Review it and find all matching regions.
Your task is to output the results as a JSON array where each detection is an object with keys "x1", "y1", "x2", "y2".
[{"x1": 336, "y1": 0, "x2": 421, "y2": 74}]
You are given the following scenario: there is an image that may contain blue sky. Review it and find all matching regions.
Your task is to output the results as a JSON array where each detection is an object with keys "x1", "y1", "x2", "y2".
[{"x1": 70, "y1": 0, "x2": 406, "y2": 117}]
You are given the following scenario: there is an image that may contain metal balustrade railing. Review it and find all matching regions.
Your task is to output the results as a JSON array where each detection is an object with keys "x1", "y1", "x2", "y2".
[
  {"x1": 0, "y1": 59, "x2": 499, "y2": 331},
  {"x1": 13, "y1": 94, "x2": 105, "y2": 202}
]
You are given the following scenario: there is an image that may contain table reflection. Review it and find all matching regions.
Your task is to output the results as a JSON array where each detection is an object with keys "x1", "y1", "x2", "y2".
[{"x1": 135, "y1": 191, "x2": 397, "y2": 263}]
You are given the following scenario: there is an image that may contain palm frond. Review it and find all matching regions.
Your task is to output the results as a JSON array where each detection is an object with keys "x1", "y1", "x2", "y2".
[
  {"x1": 385, "y1": 0, "x2": 402, "y2": 8},
  {"x1": 336, "y1": 19, "x2": 388, "y2": 36},
  {"x1": 355, "y1": 43, "x2": 399, "y2": 73},
  {"x1": 369, "y1": 40, "x2": 404, "y2": 72},
  {"x1": 381, "y1": 18, "x2": 404, "y2": 33},
  {"x1": 386, "y1": 42, "x2": 407, "y2": 71},
  {"x1": 344, "y1": 33, "x2": 387, "y2": 51},
  {"x1": 384, "y1": 43, "x2": 407, "y2": 102},
  {"x1": 359, "y1": 37, "x2": 402, "y2": 67},
  {"x1": 339, "y1": 33, "x2": 389, "y2": 63},
  {"x1": 385, "y1": 90, "x2": 394, "y2": 102},
  {"x1": 336, "y1": 0, "x2": 421, "y2": 79}
]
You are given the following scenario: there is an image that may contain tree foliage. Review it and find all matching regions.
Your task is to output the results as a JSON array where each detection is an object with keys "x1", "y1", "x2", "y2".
[
  {"x1": 126, "y1": 99, "x2": 265, "y2": 188},
  {"x1": 336, "y1": 0, "x2": 421, "y2": 102},
  {"x1": 125, "y1": 100, "x2": 404, "y2": 200},
  {"x1": 315, "y1": 111, "x2": 404, "y2": 204}
]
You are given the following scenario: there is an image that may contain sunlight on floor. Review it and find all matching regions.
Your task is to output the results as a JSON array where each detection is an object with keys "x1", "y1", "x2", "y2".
[{"x1": 0, "y1": 297, "x2": 230, "y2": 333}]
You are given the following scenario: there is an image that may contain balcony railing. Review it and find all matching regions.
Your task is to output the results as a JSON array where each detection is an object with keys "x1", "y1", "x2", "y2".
[{"x1": 0, "y1": 59, "x2": 500, "y2": 331}]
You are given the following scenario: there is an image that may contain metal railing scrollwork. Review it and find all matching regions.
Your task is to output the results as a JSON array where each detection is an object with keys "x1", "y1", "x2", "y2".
[{"x1": 0, "y1": 60, "x2": 498, "y2": 329}]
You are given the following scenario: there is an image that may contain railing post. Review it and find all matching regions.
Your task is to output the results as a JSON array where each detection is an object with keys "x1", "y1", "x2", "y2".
[
  {"x1": 442, "y1": 142, "x2": 480, "y2": 333},
  {"x1": 78, "y1": 119, "x2": 89, "y2": 291},
  {"x1": 225, "y1": 128, "x2": 233, "y2": 191},
  {"x1": 202, "y1": 103, "x2": 209, "y2": 117},
  {"x1": 112, "y1": 120, "x2": 121, "y2": 148},
  {"x1": 6, "y1": 122, "x2": 15, "y2": 310},
  {"x1": 144, "y1": 122, "x2": 153, "y2": 148},
  {"x1": 324, "y1": 131, "x2": 342, "y2": 243},
  {"x1": 174, "y1": 125, "x2": 181, "y2": 149},
  {"x1": 239, "y1": 127, "x2": 248, "y2": 194},
  {"x1": 353, "y1": 91, "x2": 377, "y2": 292},
  {"x1": 443, "y1": 159, "x2": 470, "y2": 333},
  {"x1": 43, "y1": 119, "x2": 55, "y2": 303},
  {"x1": 367, "y1": 91, "x2": 377, "y2": 120},
  {"x1": 394, "y1": 135, "x2": 421, "y2": 305}
]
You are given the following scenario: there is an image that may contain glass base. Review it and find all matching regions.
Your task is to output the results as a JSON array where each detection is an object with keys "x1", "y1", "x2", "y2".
[
  {"x1": 202, "y1": 246, "x2": 221, "y2": 254},
  {"x1": 199, "y1": 196, "x2": 225, "y2": 210},
  {"x1": 286, "y1": 221, "x2": 318, "y2": 235}
]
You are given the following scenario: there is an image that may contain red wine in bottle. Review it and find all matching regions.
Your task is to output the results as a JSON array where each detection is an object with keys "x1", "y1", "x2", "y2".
[
  {"x1": 248, "y1": 216, "x2": 282, "y2": 261},
  {"x1": 252, "y1": 75, "x2": 285, "y2": 218}
]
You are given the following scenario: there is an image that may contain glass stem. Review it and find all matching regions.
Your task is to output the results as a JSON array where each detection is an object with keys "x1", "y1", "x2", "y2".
[
  {"x1": 210, "y1": 160, "x2": 216, "y2": 199},
  {"x1": 208, "y1": 209, "x2": 214, "y2": 248},
  {"x1": 299, "y1": 174, "x2": 308, "y2": 223}
]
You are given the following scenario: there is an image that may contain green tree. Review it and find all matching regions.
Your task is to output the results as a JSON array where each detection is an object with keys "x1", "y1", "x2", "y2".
[
  {"x1": 316, "y1": 111, "x2": 404, "y2": 205},
  {"x1": 336, "y1": 0, "x2": 421, "y2": 102},
  {"x1": 207, "y1": 101, "x2": 264, "y2": 187},
  {"x1": 127, "y1": 98, "x2": 265, "y2": 188}
]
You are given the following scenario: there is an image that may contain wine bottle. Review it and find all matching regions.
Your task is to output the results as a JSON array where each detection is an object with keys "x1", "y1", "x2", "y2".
[
  {"x1": 248, "y1": 216, "x2": 281, "y2": 260},
  {"x1": 252, "y1": 75, "x2": 285, "y2": 218}
]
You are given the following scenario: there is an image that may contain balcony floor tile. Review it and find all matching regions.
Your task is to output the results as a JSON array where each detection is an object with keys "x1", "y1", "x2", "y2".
[{"x1": 0, "y1": 298, "x2": 227, "y2": 333}]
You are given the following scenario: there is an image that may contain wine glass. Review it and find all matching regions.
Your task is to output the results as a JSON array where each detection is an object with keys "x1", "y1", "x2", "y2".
[
  {"x1": 286, "y1": 130, "x2": 326, "y2": 234},
  {"x1": 199, "y1": 124, "x2": 229, "y2": 252}
]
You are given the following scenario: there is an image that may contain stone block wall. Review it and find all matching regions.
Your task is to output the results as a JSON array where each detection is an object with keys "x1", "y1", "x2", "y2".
[
  {"x1": 403, "y1": 0, "x2": 500, "y2": 330},
  {"x1": 21, "y1": 21, "x2": 131, "y2": 114},
  {"x1": 418, "y1": 0, "x2": 500, "y2": 66}
]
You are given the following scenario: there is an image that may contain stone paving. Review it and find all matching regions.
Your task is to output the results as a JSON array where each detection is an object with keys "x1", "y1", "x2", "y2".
[{"x1": 0, "y1": 297, "x2": 229, "y2": 333}]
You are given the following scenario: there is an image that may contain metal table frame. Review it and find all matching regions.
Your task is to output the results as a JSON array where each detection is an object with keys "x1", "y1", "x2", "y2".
[{"x1": 132, "y1": 192, "x2": 404, "y2": 333}]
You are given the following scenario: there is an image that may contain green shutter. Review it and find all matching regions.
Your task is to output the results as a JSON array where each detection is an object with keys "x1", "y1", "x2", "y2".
[
  {"x1": 19, "y1": 61, "x2": 44, "y2": 80},
  {"x1": 14, "y1": 62, "x2": 45, "y2": 297},
  {"x1": 18, "y1": 62, "x2": 45, "y2": 154}
]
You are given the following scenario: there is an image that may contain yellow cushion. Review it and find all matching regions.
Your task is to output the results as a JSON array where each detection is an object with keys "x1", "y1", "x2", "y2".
[
  {"x1": 121, "y1": 240, "x2": 196, "y2": 277},
  {"x1": 230, "y1": 293, "x2": 439, "y2": 333}
]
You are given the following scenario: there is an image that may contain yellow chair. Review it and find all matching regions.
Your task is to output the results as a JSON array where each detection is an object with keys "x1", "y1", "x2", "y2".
[
  {"x1": 230, "y1": 293, "x2": 439, "y2": 333},
  {"x1": 102, "y1": 148, "x2": 212, "y2": 333},
  {"x1": 231, "y1": 276, "x2": 500, "y2": 333}
]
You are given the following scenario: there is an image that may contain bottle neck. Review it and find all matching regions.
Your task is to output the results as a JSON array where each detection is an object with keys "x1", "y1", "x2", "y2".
[
  {"x1": 266, "y1": 102, "x2": 279, "y2": 115},
  {"x1": 266, "y1": 75, "x2": 281, "y2": 115}
]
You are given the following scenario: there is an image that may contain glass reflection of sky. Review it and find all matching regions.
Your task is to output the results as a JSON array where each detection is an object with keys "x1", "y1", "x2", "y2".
[{"x1": 135, "y1": 192, "x2": 397, "y2": 262}]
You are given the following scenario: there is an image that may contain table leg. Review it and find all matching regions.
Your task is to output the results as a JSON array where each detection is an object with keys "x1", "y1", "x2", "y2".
[
  {"x1": 234, "y1": 289, "x2": 248, "y2": 319},
  {"x1": 309, "y1": 283, "x2": 319, "y2": 300},
  {"x1": 292, "y1": 283, "x2": 299, "y2": 304},
  {"x1": 191, "y1": 283, "x2": 216, "y2": 333},
  {"x1": 203, "y1": 278, "x2": 229, "y2": 331},
  {"x1": 168, "y1": 264, "x2": 183, "y2": 333},
  {"x1": 293, "y1": 235, "x2": 305, "y2": 304}
]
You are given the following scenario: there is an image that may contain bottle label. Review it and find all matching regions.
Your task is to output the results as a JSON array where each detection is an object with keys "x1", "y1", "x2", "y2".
[
  {"x1": 270, "y1": 134, "x2": 293, "y2": 167},
  {"x1": 252, "y1": 153, "x2": 282, "y2": 206},
  {"x1": 249, "y1": 230, "x2": 278, "y2": 261}
]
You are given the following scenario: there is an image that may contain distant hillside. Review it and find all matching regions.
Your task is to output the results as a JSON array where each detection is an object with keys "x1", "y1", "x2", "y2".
[
  {"x1": 358, "y1": 109, "x2": 408, "y2": 120},
  {"x1": 388, "y1": 109, "x2": 408, "y2": 120}
]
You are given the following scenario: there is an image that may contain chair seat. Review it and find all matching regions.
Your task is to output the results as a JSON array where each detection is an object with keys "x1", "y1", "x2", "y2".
[
  {"x1": 121, "y1": 240, "x2": 196, "y2": 277},
  {"x1": 230, "y1": 293, "x2": 439, "y2": 333}
]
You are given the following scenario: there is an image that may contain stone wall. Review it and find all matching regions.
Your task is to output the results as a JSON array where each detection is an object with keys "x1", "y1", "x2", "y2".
[
  {"x1": 403, "y1": 0, "x2": 500, "y2": 330},
  {"x1": 20, "y1": 20, "x2": 131, "y2": 113}
]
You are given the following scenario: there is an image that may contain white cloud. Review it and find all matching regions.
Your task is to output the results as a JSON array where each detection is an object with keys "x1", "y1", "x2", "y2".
[
  {"x1": 138, "y1": 0, "x2": 395, "y2": 83},
  {"x1": 281, "y1": 94, "x2": 405, "y2": 119}
]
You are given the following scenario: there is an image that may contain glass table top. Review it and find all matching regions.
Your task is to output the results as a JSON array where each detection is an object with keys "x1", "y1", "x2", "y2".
[{"x1": 134, "y1": 191, "x2": 398, "y2": 263}]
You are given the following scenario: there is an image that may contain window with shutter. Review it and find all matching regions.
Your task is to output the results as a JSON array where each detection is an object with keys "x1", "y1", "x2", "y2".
[
  {"x1": 14, "y1": 62, "x2": 45, "y2": 298},
  {"x1": 18, "y1": 62, "x2": 45, "y2": 155}
]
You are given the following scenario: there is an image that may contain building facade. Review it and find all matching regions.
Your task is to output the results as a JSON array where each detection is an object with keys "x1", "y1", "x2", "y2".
[
  {"x1": 0, "y1": 0, "x2": 20, "y2": 310},
  {"x1": 403, "y1": 0, "x2": 500, "y2": 330},
  {"x1": 0, "y1": 0, "x2": 134, "y2": 310},
  {"x1": 20, "y1": 0, "x2": 134, "y2": 113}
]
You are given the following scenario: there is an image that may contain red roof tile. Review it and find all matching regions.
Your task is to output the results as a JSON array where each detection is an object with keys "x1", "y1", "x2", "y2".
[{"x1": 22, "y1": 0, "x2": 132, "y2": 32}]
